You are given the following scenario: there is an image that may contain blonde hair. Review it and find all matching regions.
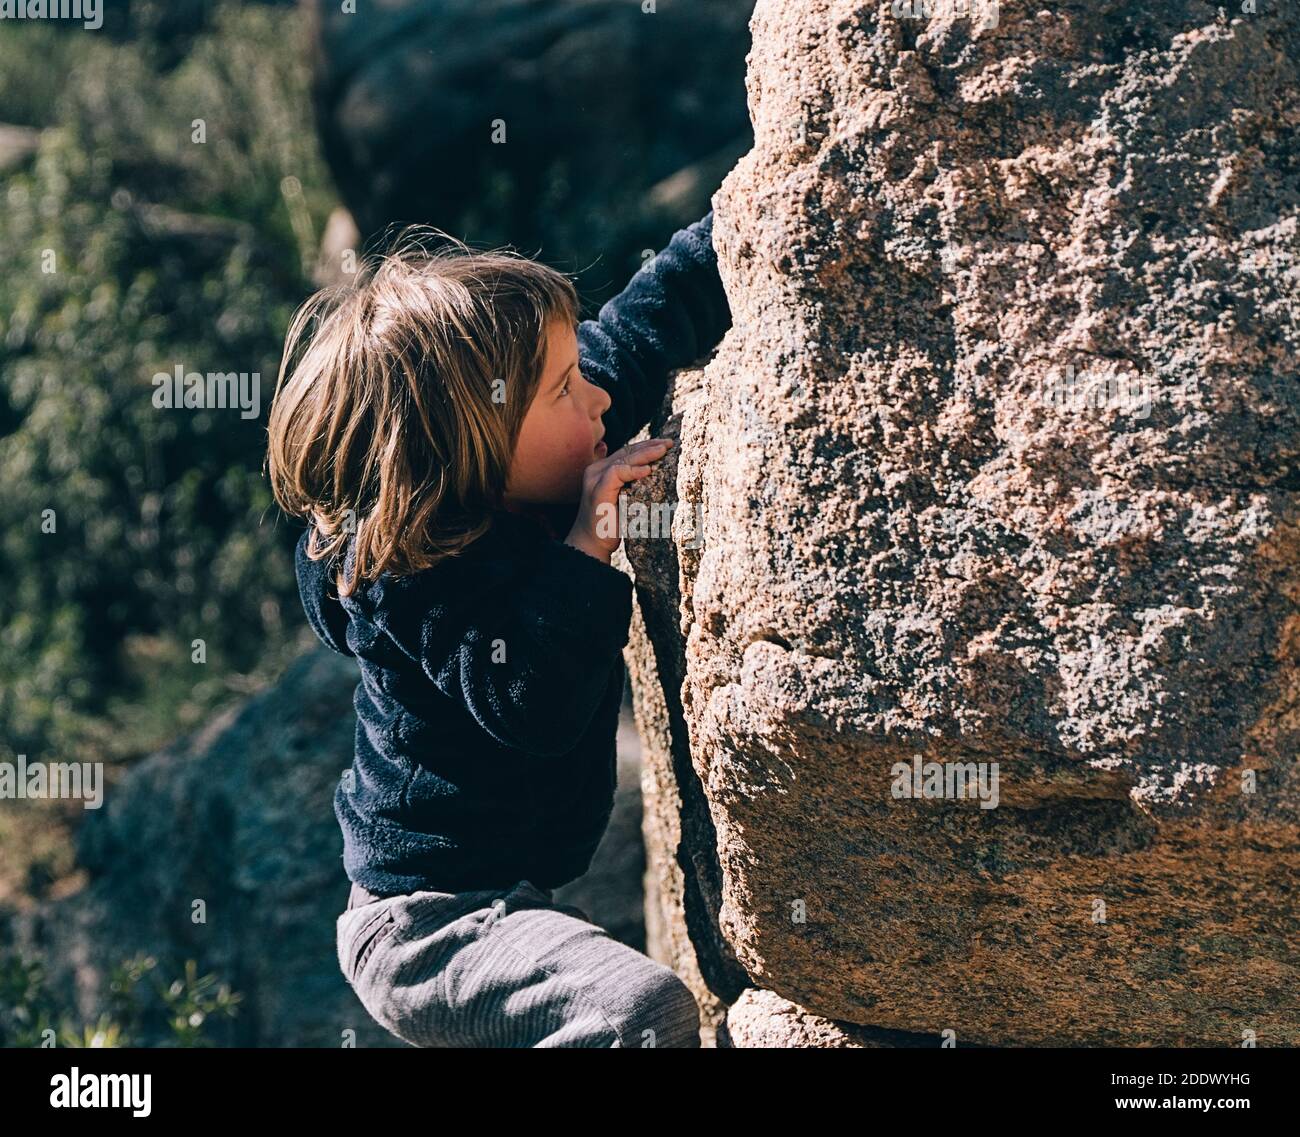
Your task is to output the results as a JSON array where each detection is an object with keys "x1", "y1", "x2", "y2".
[{"x1": 266, "y1": 225, "x2": 580, "y2": 597}]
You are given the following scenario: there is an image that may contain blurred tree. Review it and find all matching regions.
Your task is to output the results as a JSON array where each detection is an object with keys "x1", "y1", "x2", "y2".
[{"x1": 0, "y1": 2, "x2": 333, "y2": 770}]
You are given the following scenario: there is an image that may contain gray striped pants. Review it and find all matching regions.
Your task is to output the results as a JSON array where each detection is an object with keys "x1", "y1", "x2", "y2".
[{"x1": 337, "y1": 879, "x2": 701, "y2": 1047}]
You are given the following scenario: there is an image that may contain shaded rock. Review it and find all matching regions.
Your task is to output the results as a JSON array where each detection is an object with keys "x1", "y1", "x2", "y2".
[
  {"x1": 303, "y1": 0, "x2": 754, "y2": 298},
  {"x1": 614, "y1": 365, "x2": 749, "y2": 1049},
  {"x1": 0, "y1": 647, "x2": 648, "y2": 1045}
]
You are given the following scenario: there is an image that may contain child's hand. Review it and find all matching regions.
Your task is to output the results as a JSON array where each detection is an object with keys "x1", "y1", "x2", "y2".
[{"x1": 564, "y1": 438, "x2": 675, "y2": 563}]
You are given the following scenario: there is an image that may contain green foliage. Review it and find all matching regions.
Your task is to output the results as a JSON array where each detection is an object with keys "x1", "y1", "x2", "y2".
[
  {"x1": 0, "y1": 2, "x2": 334, "y2": 772},
  {"x1": 0, "y1": 24, "x2": 82, "y2": 129},
  {"x1": 0, "y1": 950, "x2": 241, "y2": 1047}
]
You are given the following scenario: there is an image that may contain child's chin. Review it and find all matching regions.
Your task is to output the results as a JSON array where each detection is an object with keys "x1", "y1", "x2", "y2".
[{"x1": 538, "y1": 492, "x2": 581, "y2": 508}]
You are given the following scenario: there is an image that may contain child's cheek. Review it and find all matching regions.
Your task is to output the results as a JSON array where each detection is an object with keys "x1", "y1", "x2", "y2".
[{"x1": 570, "y1": 430, "x2": 595, "y2": 469}]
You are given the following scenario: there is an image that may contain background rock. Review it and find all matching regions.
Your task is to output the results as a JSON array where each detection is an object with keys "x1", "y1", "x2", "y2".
[
  {"x1": 305, "y1": 0, "x2": 754, "y2": 298},
  {"x1": 0, "y1": 647, "x2": 649, "y2": 1045},
  {"x1": 620, "y1": 0, "x2": 1300, "y2": 1046}
]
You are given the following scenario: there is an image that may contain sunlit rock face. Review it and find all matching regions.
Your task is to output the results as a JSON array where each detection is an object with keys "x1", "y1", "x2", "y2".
[{"x1": 620, "y1": 0, "x2": 1300, "y2": 1046}]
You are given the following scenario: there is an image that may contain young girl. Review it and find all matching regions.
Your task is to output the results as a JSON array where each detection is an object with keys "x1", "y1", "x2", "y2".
[{"x1": 266, "y1": 210, "x2": 730, "y2": 1047}]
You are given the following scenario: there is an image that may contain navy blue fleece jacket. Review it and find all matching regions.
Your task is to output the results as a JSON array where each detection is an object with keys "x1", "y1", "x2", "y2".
[{"x1": 295, "y1": 211, "x2": 730, "y2": 895}]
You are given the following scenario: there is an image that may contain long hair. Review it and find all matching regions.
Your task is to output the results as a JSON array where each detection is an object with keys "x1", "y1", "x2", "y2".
[{"x1": 266, "y1": 225, "x2": 580, "y2": 597}]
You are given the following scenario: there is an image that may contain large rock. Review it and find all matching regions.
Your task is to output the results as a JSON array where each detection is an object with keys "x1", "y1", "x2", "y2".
[
  {"x1": 620, "y1": 0, "x2": 1300, "y2": 1046},
  {"x1": 304, "y1": 0, "x2": 754, "y2": 282}
]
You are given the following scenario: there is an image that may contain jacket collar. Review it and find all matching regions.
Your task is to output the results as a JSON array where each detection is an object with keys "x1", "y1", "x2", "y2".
[{"x1": 492, "y1": 500, "x2": 577, "y2": 543}]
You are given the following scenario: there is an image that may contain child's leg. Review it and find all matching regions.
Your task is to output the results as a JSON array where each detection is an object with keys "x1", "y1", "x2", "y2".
[{"x1": 339, "y1": 879, "x2": 700, "y2": 1048}]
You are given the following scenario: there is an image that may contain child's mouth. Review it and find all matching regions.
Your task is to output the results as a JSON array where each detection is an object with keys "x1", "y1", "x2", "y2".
[{"x1": 594, "y1": 440, "x2": 607, "y2": 456}]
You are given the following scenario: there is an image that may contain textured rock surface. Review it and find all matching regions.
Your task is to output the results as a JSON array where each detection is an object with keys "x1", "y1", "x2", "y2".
[
  {"x1": 720, "y1": 987, "x2": 960, "y2": 1048},
  {"x1": 621, "y1": 0, "x2": 1300, "y2": 1046}
]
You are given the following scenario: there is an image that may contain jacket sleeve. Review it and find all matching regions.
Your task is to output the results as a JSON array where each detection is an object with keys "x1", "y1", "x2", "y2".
[
  {"x1": 380, "y1": 535, "x2": 634, "y2": 758},
  {"x1": 295, "y1": 527, "x2": 356, "y2": 657},
  {"x1": 578, "y1": 209, "x2": 732, "y2": 452}
]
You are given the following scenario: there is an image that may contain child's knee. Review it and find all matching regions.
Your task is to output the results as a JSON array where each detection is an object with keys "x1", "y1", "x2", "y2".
[{"x1": 619, "y1": 968, "x2": 700, "y2": 1048}]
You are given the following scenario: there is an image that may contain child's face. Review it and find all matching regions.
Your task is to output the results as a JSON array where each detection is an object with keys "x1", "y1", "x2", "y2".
[{"x1": 503, "y1": 319, "x2": 612, "y2": 507}]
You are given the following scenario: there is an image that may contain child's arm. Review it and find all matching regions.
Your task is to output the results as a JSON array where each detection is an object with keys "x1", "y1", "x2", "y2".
[
  {"x1": 578, "y1": 210, "x2": 732, "y2": 452},
  {"x1": 378, "y1": 529, "x2": 633, "y2": 758}
]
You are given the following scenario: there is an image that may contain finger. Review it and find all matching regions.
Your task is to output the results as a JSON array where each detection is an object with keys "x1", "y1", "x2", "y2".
[
  {"x1": 598, "y1": 462, "x2": 653, "y2": 488},
  {"x1": 611, "y1": 462, "x2": 653, "y2": 478},
  {"x1": 615, "y1": 438, "x2": 673, "y2": 457},
  {"x1": 599, "y1": 446, "x2": 669, "y2": 473}
]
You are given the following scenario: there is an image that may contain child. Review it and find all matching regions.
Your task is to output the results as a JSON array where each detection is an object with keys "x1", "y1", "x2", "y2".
[{"x1": 266, "y1": 210, "x2": 730, "y2": 1047}]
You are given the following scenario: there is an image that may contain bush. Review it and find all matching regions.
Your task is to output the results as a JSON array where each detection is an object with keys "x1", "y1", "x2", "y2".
[
  {"x1": 0, "y1": 2, "x2": 334, "y2": 777},
  {"x1": 0, "y1": 950, "x2": 242, "y2": 1048}
]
